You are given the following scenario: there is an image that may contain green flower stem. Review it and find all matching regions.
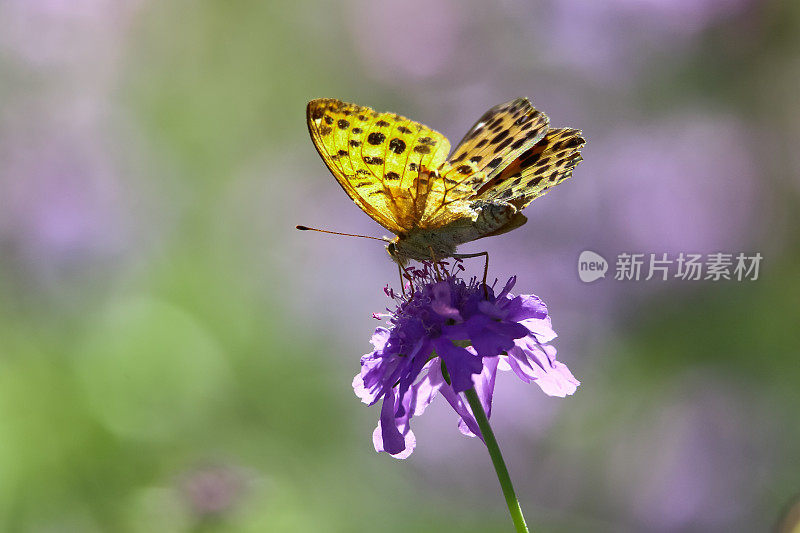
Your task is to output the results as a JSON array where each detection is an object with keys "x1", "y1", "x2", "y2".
[{"x1": 464, "y1": 387, "x2": 530, "y2": 533}]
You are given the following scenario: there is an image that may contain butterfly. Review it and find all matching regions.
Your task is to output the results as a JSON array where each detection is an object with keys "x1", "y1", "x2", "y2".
[{"x1": 305, "y1": 97, "x2": 584, "y2": 265}]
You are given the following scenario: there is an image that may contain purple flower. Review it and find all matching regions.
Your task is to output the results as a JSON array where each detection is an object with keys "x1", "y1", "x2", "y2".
[{"x1": 353, "y1": 263, "x2": 579, "y2": 459}]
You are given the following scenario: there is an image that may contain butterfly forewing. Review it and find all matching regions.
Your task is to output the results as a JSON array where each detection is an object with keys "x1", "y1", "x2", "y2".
[{"x1": 307, "y1": 98, "x2": 450, "y2": 232}]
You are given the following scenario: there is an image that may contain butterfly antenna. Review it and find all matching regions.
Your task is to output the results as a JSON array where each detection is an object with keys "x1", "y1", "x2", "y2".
[{"x1": 295, "y1": 225, "x2": 391, "y2": 242}]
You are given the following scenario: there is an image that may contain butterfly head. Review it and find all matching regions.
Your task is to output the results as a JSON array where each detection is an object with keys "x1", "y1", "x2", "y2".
[{"x1": 386, "y1": 240, "x2": 407, "y2": 266}]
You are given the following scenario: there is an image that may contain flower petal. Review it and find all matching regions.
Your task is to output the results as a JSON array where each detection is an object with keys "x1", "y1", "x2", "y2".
[
  {"x1": 466, "y1": 314, "x2": 527, "y2": 357},
  {"x1": 503, "y1": 294, "x2": 548, "y2": 322},
  {"x1": 372, "y1": 424, "x2": 415, "y2": 459},
  {"x1": 409, "y1": 360, "x2": 444, "y2": 416},
  {"x1": 535, "y1": 360, "x2": 579, "y2": 397},
  {"x1": 352, "y1": 372, "x2": 376, "y2": 405},
  {"x1": 434, "y1": 337, "x2": 483, "y2": 393},
  {"x1": 520, "y1": 316, "x2": 557, "y2": 343},
  {"x1": 370, "y1": 327, "x2": 391, "y2": 349},
  {"x1": 478, "y1": 299, "x2": 508, "y2": 320},
  {"x1": 495, "y1": 275, "x2": 517, "y2": 301},
  {"x1": 431, "y1": 281, "x2": 461, "y2": 320},
  {"x1": 456, "y1": 355, "x2": 500, "y2": 436},
  {"x1": 507, "y1": 338, "x2": 579, "y2": 397},
  {"x1": 473, "y1": 355, "x2": 499, "y2": 419},
  {"x1": 394, "y1": 338, "x2": 433, "y2": 417},
  {"x1": 438, "y1": 381, "x2": 482, "y2": 439},
  {"x1": 374, "y1": 387, "x2": 416, "y2": 457},
  {"x1": 353, "y1": 351, "x2": 389, "y2": 405}
]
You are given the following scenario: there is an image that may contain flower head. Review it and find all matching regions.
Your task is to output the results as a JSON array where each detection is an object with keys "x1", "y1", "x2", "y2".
[{"x1": 353, "y1": 262, "x2": 579, "y2": 458}]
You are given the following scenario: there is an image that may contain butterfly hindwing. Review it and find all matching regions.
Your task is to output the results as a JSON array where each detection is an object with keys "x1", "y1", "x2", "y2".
[
  {"x1": 443, "y1": 98, "x2": 549, "y2": 178},
  {"x1": 421, "y1": 98, "x2": 550, "y2": 228},
  {"x1": 474, "y1": 128, "x2": 585, "y2": 209},
  {"x1": 432, "y1": 127, "x2": 584, "y2": 247},
  {"x1": 448, "y1": 98, "x2": 550, "y2": 168},
  {"x1": 307, "y1": 98, "x2": 450, "y2": 232}
]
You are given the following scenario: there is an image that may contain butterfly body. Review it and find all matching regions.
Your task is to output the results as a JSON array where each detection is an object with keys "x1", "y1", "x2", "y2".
[
  {"x1": 386, "y1": 198, "x2": 523, "y2": 263},
  {"x1": 306, "y1": 97, "x2": 584, "y2": 265}
]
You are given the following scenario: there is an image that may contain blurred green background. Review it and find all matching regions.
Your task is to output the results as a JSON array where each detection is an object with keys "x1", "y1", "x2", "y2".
[{"x1": 1, "y1": 1, "x2": 799, "y2": 531}]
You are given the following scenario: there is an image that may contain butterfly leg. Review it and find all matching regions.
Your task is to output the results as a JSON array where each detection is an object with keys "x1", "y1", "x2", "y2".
[
  {"x1": 398, "y1": 263, "x2": 406, "y2": 298},
  {"x1": 452, "y1": 251, "x2": 490, "y2": 298},
  {"x1": 428, "y1": 246, "x2": 444, "y2": 281},
  {"x1": 398, "y1": 262, "x2": 414, "y2": 298}
]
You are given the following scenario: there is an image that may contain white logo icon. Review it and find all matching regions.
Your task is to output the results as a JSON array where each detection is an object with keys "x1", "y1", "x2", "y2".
[{"x1": 578, "y1": 251, "x2": 608, "y2": 283}]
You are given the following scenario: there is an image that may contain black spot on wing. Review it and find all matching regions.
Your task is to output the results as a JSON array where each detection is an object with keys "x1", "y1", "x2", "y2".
[
  {"x1": 367, "y1": 132, "x2": 386, "y2": 145},
  {"x1": 413, "y1": 145, "x2": 431, "y2": 154},
  {"x1": 389, "y1": 138, "x2": 406, "y2": 154},
  {"x1": 493, "y1": 137, "x2": 513, "y2": 152},
  {"x1": 491, "y1": 130, "x2": 509, "y2": 144},
  {"x1": 510, "y1": 137, "x2": 527, "y2": 150}
]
